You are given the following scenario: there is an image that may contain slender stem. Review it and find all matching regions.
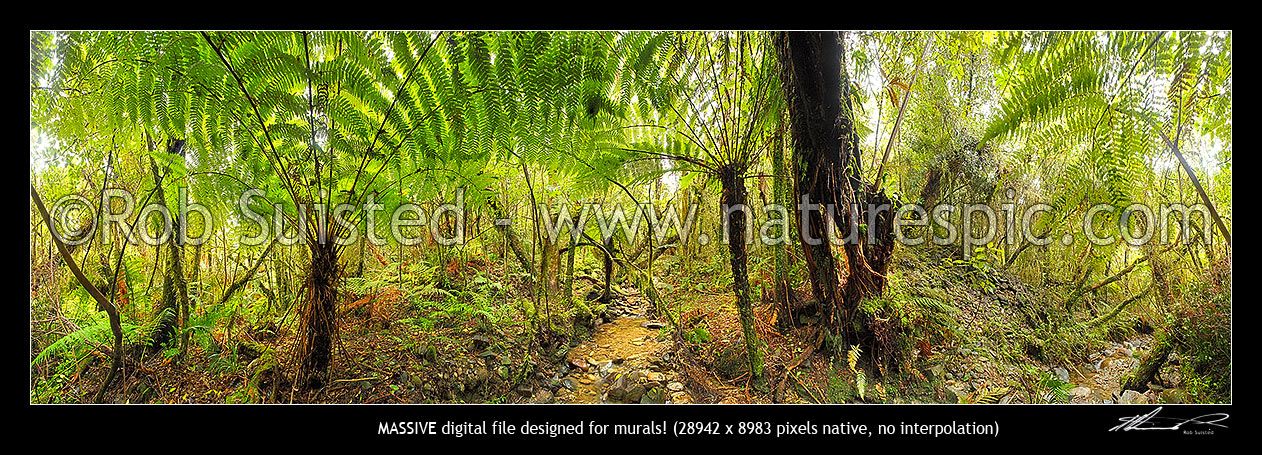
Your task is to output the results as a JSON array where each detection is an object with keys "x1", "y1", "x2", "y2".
[{"x1": 874, "y1": 33, "x2": 934, "y2": 189}]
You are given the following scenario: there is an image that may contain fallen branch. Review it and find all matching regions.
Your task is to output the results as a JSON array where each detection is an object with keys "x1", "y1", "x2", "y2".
[{"x1": 1088, "y1": 286, "x2": 1152, "y2": 329}]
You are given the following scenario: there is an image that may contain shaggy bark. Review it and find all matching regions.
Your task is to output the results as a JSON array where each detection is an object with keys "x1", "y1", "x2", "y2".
[{"x1": 296, "y1": 242, "x2": 340, "y2": 390}]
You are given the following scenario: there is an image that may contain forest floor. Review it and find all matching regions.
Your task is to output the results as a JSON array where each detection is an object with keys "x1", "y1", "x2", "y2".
[{"x1": 56, "y1": 247, "x2": 1188, "y2": 405}]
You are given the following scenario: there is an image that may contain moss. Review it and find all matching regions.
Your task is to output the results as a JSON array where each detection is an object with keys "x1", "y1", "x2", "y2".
[{"x1": 240, "y1": 339, "x2": 282, "y2": 402}]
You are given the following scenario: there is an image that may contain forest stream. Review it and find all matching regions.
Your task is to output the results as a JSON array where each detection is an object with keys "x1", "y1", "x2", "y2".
[{"x1": 544, "y1": 285, "x2": 691, "y2": 404}]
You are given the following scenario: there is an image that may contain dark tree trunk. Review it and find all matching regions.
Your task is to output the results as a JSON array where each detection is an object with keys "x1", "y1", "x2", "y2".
[
  {"x1": 776, "y1": 31, "x2": 896, "y2": 355},
  {"x1": 775, "y1": 31, "x2": 846, "y2": 320},
  {"x1": 564, "y1": 235, "x2": 577, "y2": 303},
  {"x1": 719, "y1": 165, "x2": 764, "y2": 378},
  {"x1": 296, "y1": 241, "x2": 339, "y2": 390}
]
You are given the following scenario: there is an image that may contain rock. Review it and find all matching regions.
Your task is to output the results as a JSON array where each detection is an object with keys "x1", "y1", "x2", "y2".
[
  {"x1": 471, "y1": 335, "x2": 492, "y2": 349},
  {"x1": 561, "y1": 378, "x2": 577, "y2": 391},
  {"x1": 1053, "y1": 367, "x2": 1070, "y2": 382},
  {"x1": 516, "y1": 383, "x2": 534, "y2": 397},
  {"x1": 999, "y1": 395, "x2": 1013, "y2": 404},
  {"x1": 640, "y1": 387, "x2": 666, "y2": 404},
  {"x1": 667, "y1": 381, "x2": 685, "y2": 392},
  {"x1": 1158, "y1": 389, "x2": 1185, "y2": 404},
  {"x1": 569, "y1": 358, "x2": 590, "y2": 372},
  {"x1": 929, "y1": 364, "x2": 946, "y2": 380},
  {"x1": 642, "y1": 321, "x2": 666, "y2": 329},
  {"x1": 532, "y1": 389, "x2": 554, "y2": 404},
  {"x1": 596, "y1": 360, "x2": 614, "y2": 373},
  {"x1": 1069, "y1": 387, "x2": 1091, "y2": 398},
  {"x1": 1119, "y1": 390, "x2": 1148, "y2": 404},
  {"x1": 1119, "y1": 348, "x2": 1133, "y2": 357},
  {"x1": 646, "y1": 372, "x2": 666, "y2": 382},
  {"x1": 1101, "y1": 358, "x2": 1113, "y2": 369},
  {"x1": 625, "y1": 384, "x2": 646, "y2": 403},
  {"x1": 608, "y1": 382, "x2": 627, "y2": 401},
  {"x1": 946, "y1": 385, "x2": 971, "y2": 402}
]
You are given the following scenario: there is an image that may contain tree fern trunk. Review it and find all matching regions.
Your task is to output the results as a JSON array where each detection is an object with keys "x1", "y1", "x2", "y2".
[
  {"x1": 770, "y1": 125, "x2": 792, "y2": 324},
  {"x1": 719, "y1": 165, "x2": 764, "y2": 379},
  {"x1": 297, "y1": 241, "x2": 339, "y2": 390},
  {"x1": 147, "y1": 138, "x2": 188, "y2": 352}
]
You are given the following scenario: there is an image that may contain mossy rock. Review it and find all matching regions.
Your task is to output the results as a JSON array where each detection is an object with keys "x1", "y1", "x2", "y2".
[
  {"x1": 710, "y1": 343, "x2": 751, "y2": 380},
  {"x1": 411, "y1": 344, "x2": 439, "y2": 364},
  {"x1": 241, "y1": 340, "x2": 286, "y2": 402}
]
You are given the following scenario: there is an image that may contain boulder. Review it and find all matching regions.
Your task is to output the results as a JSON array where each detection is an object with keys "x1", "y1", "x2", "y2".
[{"x1": 1119, "y1": 390, "x2": 1148, "y2": 404}]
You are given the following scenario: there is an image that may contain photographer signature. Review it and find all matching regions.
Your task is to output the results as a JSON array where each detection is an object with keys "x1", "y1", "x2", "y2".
[{"x1": 1109, "y1": 406, "x2": 1229, "y2": 432}]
